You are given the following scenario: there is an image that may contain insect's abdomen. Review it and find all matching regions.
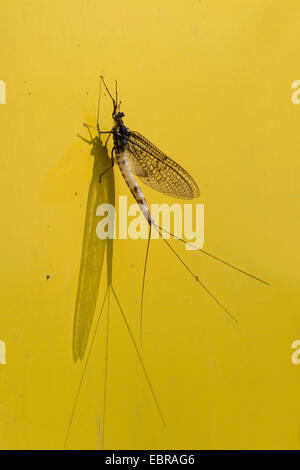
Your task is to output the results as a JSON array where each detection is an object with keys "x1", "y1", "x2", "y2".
[{"x1": 116, "y1": 150, "x2": 152, "y2": 224}]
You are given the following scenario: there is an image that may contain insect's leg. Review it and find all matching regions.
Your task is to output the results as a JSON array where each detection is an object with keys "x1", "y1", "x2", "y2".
[
  {"x1": 99, "y1": 164, "x2": 114, "y2": 183},
  {"x1": 83, "y1": 123, "x2": 112, "y2": 134},
  {"x1": 99, "y1": 153, "x2": 115, "y2": 183},
  {"x1": 105, "y1": 132, "x2": 112, "y2": 147},
  {"x1": 111, "y1": 146, "x2": 116, "y2": 160}
]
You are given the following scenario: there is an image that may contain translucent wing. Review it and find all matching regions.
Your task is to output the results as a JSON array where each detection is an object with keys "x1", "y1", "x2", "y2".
[{"x1": 126, "y1": 131, "x2": 200, "y2": 200}]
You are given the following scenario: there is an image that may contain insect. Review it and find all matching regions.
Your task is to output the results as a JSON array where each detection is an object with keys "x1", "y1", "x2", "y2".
[
  {"x1": 84, "y1": 76, "x2": 268, "y2": 344},
  {"x1": 65, "y1": 77, "x2": 268, "y2": 449}
]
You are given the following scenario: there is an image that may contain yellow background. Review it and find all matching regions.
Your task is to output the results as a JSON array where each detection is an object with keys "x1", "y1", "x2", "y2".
[{"x1": 0, "y1": 0, "x2": 300, "y2": 450}]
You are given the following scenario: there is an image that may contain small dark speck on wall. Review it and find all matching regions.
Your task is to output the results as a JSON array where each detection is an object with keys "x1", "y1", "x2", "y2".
[
  {"x1": 46, "y1": 275, "x2": 50, "y2": 280},
  {"x1": 75, "y1": 192, "x2": 77, "y2": 196}
]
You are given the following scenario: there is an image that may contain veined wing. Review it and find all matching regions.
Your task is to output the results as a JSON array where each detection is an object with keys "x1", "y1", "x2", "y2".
[{"x1": 126, "y1": 131, "x2": 200, "y2": 200}]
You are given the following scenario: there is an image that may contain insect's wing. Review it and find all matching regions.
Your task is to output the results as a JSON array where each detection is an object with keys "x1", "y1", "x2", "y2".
[{"x1": 126, "y1": 131, "x2": 200, "y2": 200}]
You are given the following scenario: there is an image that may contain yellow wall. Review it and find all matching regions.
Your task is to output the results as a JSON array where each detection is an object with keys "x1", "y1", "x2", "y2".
[{"x1": 0, "y1": 0, "x2": 300, "y2": 450}]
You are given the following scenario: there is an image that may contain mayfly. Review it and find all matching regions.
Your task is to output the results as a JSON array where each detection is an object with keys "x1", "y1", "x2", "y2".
[
  {"x1": 84, "y1": 76, "x2": 268, "y2": 343},
  {"x1": 65, "y1": 77, "x2": 269, "y2": 449}
]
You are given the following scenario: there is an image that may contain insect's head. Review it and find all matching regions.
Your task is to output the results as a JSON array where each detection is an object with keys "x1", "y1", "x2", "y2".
[{"x1": 114, "y1": 111, "x2": 125, "y2": 121}]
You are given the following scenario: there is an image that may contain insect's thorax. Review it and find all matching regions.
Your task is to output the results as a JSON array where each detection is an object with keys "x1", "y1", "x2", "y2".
[{"x1": 113, "y1": 119, "x2": 130, "y2": 152}]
